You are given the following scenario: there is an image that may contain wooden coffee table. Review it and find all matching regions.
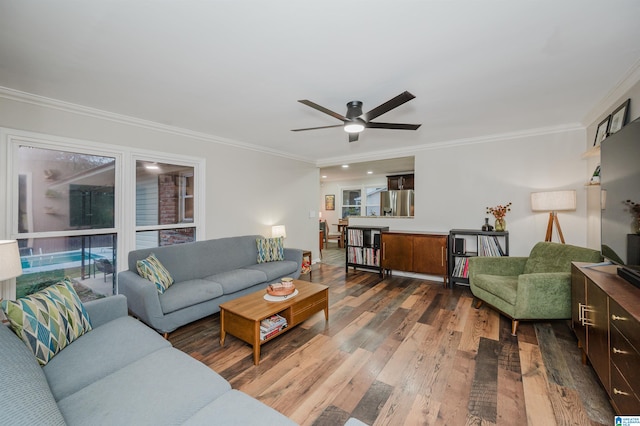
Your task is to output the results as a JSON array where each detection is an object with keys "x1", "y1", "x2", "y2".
[{"x1": 219, "y1": 280, "x2": 329, "y2": 365}]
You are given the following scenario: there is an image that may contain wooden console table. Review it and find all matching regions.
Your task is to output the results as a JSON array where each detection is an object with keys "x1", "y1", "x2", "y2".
[{"x1": 571, "y1": 262, "x2": 640, "y2": 414}]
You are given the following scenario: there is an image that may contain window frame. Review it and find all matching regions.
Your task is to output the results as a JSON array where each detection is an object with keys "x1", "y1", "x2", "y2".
[{"x1": 3, "y1": 128, "x2": 206, "y2": 296}]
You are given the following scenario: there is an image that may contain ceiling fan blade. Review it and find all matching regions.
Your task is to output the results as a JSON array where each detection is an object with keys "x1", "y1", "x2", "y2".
[
  {"x1": 298, "y1": 100, "x2": 348, "y2": 122},
  {"x1": 291, "y1": 124, "x2": 344, "y2": 132},
  {"x1": 365, "y1": 122, "x2": 421, "y2": 130},
  {"x1": 362, "y1": 91, "x2": 416, "y2": 122},
  {"x1": 348, "y1": 133, "x2": 359, "y2": 143}
]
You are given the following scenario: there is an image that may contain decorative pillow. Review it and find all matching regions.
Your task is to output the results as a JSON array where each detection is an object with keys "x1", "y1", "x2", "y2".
[
  {"x1": 256, "y1": 237, "x2": 284, "y2": 263},
  {"x1": 1, "y1": 278, "x2": 92, "y2": 366},
  {"x1": 136, "y1": 253, "x2": 174, "y2": 294}
]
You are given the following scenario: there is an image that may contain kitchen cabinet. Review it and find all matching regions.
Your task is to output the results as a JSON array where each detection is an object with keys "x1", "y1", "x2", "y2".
[{"x1": 386, "y1": 174, "x2": 414, "y2": 190}]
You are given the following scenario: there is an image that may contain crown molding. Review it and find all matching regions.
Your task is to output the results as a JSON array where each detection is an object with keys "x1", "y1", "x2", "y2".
[
  {"x1": 0, "y1": 86, "x2": 314, "y2": 165},
  {"x1": 315, "y1": 122, "x2": 583, "y2": 168},
  {"x1": 582, "y1": 57, "x2": 640, "y2": 127}
]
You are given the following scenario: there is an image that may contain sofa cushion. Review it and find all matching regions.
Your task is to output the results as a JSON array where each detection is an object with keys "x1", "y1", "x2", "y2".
[
  {"x1": 57, "y1": 347, "x2": 232, "y2": 425},
  {"x1": 256, "y1": 237, "x2": 284, "y2": 263},
  {"x1": 244, "y1": 260, "x2": 299, "y2": 282},
  {"x1": 136, "y1": 253, "x2": 175, "y2": 293},
  {"x1": 1, "y1": 278, "x2": 92, "y2": 366},
  {"x1": 159, "y1": 279, "x2": 225, "y2": 314},
  {"x1": 472, "y1": 274, "x2": 519, "y2": 306},
  {"x1": 183, "y1": 389, "x2": 297, "y2": 425},
  {"x1": 43, "y1": 315, "x2": 171, "y2": 401},
  {"x1": 205, "y1": 269, "x2": 267, "y2": 294},
  {"x1": 0, "y1": 324, "x2": 66, "y2": 425}
]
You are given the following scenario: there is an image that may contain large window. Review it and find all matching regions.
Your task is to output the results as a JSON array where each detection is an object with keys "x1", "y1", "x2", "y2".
[
  {"x1": 7, "y1": 132, "x2": 204, "y2": 299},
  {"x1": 364, "y1": 185, "x2": 386, "y2": 216},
  {"x1": 135, "y1": 160, "x2": 197, "y2": 249},
  {"x1": 13, "y1": 144, "x2": 117, "y2": 298},
  {"x1": 341, "y1": 189, "x2": 361, "y2": 217}
]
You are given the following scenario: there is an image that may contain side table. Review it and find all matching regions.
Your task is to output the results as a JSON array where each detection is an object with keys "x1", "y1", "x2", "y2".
[{"x1": 301, "y1": 250, "x2": 312, "y2": 279}]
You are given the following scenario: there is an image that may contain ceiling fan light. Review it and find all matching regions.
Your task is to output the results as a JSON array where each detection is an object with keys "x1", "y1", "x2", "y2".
[{"x1": 344, "y1": 122, "x2": 365, "y2": 133}]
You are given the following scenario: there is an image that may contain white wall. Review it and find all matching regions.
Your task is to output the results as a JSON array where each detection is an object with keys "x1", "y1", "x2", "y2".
[
  {"x1": 346, "y1": 129, "x2": 587, "y2": 257},
  {"x1": 584, "y1": 79, "x2": 640, "y2": 250},
  {"x1": 0, "y1": 95, "x2": 321, "y2": 265}
]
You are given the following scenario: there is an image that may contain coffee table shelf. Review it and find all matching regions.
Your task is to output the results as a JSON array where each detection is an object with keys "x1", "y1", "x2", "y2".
[{"x1": 219, "y1": 280, "x2": 329, "y2": 365}]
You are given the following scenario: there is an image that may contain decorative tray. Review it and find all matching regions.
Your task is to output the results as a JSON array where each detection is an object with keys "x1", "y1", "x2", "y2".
[{"x1": 264, "y1": 289, "x2": 299, "y2": 302}]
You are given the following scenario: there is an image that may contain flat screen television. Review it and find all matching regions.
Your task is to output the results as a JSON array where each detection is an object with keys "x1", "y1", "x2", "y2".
[{"x1": 600, "y1": 116, "x2": 640, "y2": 288}]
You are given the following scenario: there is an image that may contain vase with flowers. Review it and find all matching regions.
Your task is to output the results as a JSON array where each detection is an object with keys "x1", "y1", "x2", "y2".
[
  {"x1": 625, "y1": 200, "x2": 640, "y2": 234},
  {"x1": 486, "y1": 202, "x2": 512, "y2": 232}
]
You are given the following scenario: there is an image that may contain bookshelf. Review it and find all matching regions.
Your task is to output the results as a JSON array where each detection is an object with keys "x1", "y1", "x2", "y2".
[
  {"x1": 448, "y1": 229, "x2": 509, "y2": 287},
  {"x1": 345, "y1": 226, "x2": 389, "y2": 276}
]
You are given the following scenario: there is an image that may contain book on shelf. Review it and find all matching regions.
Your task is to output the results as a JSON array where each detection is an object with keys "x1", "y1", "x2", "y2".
[
  {"x1": 452, "y1": 257, "x2": 470, "y2": 278},
  {"x1": 347, "y1": 246, "x2": 380, "y2": 266},
  {"x1": 260, "y1": 324, "x2": 287, "y2": 340},
  {"x1": 478, "y1": 235, "x2": 505, "y2": 257},
  {"x1": 260, "y1": 314, "x2": 287, "y2": 333}
]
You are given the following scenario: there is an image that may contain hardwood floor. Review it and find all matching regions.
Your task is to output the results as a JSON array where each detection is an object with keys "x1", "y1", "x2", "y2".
[{"x1": 169, "y1": 263, "x2": 615, "y2": 425}]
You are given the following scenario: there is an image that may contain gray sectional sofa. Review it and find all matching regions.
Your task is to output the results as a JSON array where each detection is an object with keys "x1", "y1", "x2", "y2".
[
  {"x1": 118, "y1": 235, "x2": 302, "y2": 334},
  {"x1": 0, "y1": 294, "x2": 296, "y2": 425}
]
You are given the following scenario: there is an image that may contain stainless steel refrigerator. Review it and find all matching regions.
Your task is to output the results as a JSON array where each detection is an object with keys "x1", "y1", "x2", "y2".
[{"x1": 380, "y1": 189, "x2": 414, "y2": 216}]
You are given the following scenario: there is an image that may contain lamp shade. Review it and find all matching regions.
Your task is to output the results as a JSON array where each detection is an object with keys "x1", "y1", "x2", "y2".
[
  {"x1": 0, "y1": 240, "x2": 23, "y2": 281},
  {"x1": 531, "y1": 190, "x2": 577, "y2": 212},
  {"x1": 271, "y1": 225, "x2": 286, "y2": 239}
]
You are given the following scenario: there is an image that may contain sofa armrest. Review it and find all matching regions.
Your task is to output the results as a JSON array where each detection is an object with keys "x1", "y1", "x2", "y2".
[
  {"x1": 117, "y1": 270, "x2": 165, "y2": 330},
  {"x1": 283, "y1": 248, "x2": 303, "y2": 278},
  {"x1": 514, "y1": 272, "x2": 572, "y2": 318},
  {"x1": 83, "y1": 294, "x2": 128, "y2": 328},
  {"x1": 468, "y1": 256, "x2": 528, "y2": 283}
]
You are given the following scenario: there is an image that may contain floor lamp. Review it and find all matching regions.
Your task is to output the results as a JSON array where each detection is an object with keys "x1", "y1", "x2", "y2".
[{"x1": 530, "y1": 190, "x2": 577, "y2": 244}]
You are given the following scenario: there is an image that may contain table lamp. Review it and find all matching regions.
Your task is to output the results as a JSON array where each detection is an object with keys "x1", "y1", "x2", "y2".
[
  {"x1": 271, "y1": 225, "x2": 287, "y2": 239},
  {"x1": 530, "y1": 190, "x2": 577, "y2": 243},
  {"x1": 0, "y1": 240, "x2": 23, "y2": 307}
]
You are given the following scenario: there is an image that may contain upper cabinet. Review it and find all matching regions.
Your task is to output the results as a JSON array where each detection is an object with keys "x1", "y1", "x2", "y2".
[{"x1": 387, "y1": 173, "x2": 414, "y2": 190}]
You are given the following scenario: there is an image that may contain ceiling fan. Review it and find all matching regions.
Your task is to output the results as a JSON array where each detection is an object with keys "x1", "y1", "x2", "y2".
[{"x1": 292, "y1": 91, "x2": 421, "y2": 142}]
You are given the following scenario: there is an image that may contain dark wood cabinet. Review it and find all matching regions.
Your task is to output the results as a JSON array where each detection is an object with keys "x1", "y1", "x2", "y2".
[
  {"x1": 386, "y1": 174, "x2": 414, "y2": 190},
  {"x1": 381, "y1": 231, "x2": 448, "y2": 285},
  {"x1": 571, "y1": 263, "x2": 640, "y2": 415}
]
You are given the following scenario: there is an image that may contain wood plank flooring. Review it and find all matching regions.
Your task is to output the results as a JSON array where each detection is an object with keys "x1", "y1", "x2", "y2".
[{"x1": 169, "y1": 263, "x2": 615, "y2": 425}]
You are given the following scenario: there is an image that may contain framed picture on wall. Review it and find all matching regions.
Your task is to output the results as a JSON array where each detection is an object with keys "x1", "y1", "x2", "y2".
[
  {"x1": 325, "y1": 194, "x2": 335, "y2": 210},
  {"x1": 609, "y1": 98, "x2": 630, "y2": 134},
  {"x1": 594, "y1": 115, "x2": 610, "y2": 147}
]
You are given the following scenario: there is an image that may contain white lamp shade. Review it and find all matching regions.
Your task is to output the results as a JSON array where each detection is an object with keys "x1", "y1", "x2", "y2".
[
  {"x1": 271, "y1": 225, "x2": 287, "y2": 239},
  {"x1": 0, "y1": 240, "x2": 23, "y2": 281},
  {"x1": 531, "y1": 190, "x2": 577, "y2": 212}
]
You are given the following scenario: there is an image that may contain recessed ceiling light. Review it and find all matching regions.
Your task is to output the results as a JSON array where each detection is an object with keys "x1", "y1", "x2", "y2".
[
  {"x1": 367, "y1": 171, "x2": 373, "y2": 174},
  {"x1": 342, "y1": 164, "x2": 349, "y2": 168},
  {"x1": 321, "y1": 175, "x2": 327, "y2": 178},
  {"x1": 145, "y1": 163, "x2": 159, "y2": 170}
]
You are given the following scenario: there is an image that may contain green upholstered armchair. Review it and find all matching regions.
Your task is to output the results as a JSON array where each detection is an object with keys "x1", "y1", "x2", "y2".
[{"x1": 468, "y1": 242, "x2": 602, "y2": 335}]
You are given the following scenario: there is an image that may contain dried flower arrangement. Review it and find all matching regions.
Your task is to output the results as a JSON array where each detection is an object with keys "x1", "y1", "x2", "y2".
[{"x1": 486, "y1": 202, "x2": 512, "y2": 220}]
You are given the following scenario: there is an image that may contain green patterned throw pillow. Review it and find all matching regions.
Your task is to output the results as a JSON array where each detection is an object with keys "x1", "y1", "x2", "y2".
[
  {"x1": 136, "y1": 253, "x2": 174, "y2": 294},
  {"x1": 1, "y1": 278, "x2": 93, "y2": 366},
  {"x1": 256, "y1": 237, "x2": 284, "y2": 263}
]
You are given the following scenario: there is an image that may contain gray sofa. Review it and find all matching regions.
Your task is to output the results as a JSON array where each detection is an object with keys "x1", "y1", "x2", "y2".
[
  {"x1": 0, "y1": 295, "x2": 296, "y2": 425},
  {"x1": 118, "y1": 235, "x2": 302, "y2": 334}
]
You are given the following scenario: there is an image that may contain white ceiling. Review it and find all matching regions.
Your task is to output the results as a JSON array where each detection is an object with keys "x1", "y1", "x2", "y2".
[{"x1": 1, "y1": 1, "x2": 640, "y2": 169}]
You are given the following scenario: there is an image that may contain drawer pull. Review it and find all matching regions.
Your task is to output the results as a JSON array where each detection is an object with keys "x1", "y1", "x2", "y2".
[
  {"x1": 580, "y1": 305, "x2": 595, "y2": 326},
  {"x1": 613, "y1": 388, "x2": 630, "y2": 396},
  {"x1": 612, "y1": 347, "x2": 628, "y2": 355},
  {"x1": 611, "y1": 314, "x2": 627, "y2": 321}
]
